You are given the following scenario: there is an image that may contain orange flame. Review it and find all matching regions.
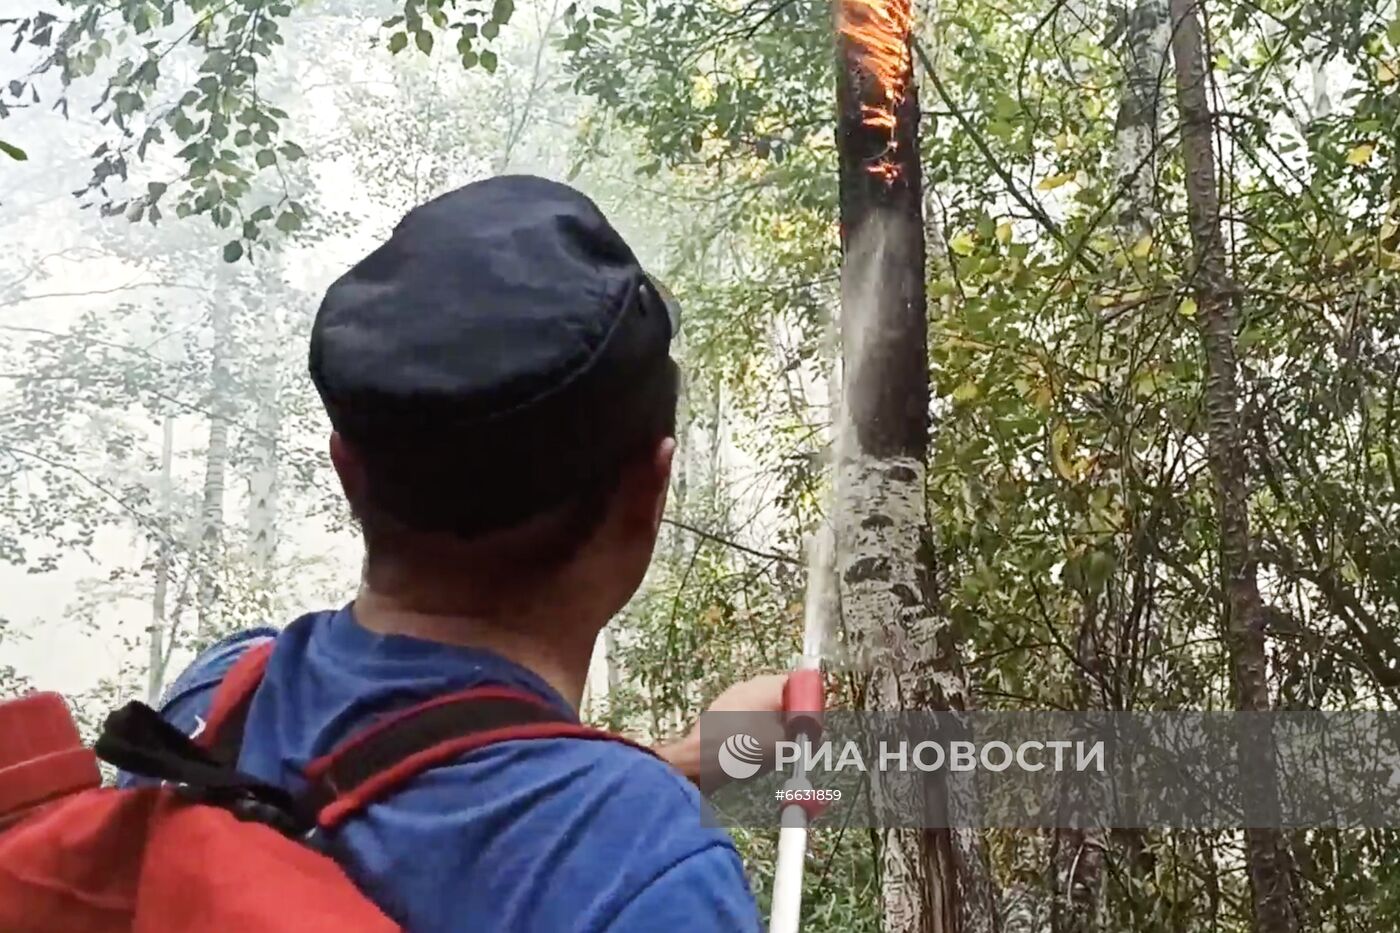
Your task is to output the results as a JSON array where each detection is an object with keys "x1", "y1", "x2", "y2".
[{"x1": 837, "y1": 0, "x2": 913, "y2": 181}]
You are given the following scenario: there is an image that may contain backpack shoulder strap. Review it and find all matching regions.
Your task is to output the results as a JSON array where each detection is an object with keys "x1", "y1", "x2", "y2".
[
  {"x1": 181, "y1": 640, "x2": 655, "y2": 831},
  {"x1": 197, "y1": 639, "x2": 276, "y2": 761},
  {"x1": 300, "y1": 687, "x2": 657, "y2": 830}
]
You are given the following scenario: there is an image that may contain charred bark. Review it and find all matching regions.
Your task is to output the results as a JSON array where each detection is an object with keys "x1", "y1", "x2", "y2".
[
  {"x1": 834, "y1": 28, "x2": 997, "y2": 933},
  {"x1": 1168, "y1": 1, "x2": 1298, "y2": 930}
]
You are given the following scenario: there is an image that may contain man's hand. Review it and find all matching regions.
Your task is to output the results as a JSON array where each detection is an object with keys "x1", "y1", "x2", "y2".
[{"x1": 654, "y1": 674, "x2": 789, "y2": 789}]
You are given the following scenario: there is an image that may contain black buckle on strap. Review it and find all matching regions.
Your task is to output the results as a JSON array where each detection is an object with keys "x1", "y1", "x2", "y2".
[{"x1": 97, "y1": 701, "x2": 314, "y2": 837}]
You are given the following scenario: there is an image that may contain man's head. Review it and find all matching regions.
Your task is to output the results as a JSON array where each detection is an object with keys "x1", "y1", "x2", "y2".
[{"x1": 309, "y1": 176, "x2": 680, "y2": 620}]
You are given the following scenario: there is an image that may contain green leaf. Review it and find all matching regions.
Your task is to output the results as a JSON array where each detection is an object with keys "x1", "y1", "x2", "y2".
[
  {"x1": 951, "y1": 382, "x2": 980, "y2": 402},
  {"x1": 480, "y1": 49, "x2": 498, "y2": 73},
  {"x1": 256, "y1": 149, "x2": 276, "y2": 169},
  {"x1": 482, "y1": 21, "x2": 499, "y2": 39},
  {"x1": 0, "y1": 140, "x2": 26, "y2": 161},
  {"x1": 251, "y1": 205, "x2": 273, "y2": 222},
  {"x1": 416, "y1": 30, "x2": 434, "y2": 55},
  {"x1": 223, "y1": 240, "x2": 244, "y2": 263},
  {"x1": 492, "y1": 0, "x2": 515, "y2": 23},
  {"x1": 388, "y1": 31, "x2": 408, "y2": 54},
  {"x1": 275, "y1": 210, "x2": 302, "y2": 233},
  {"x1": 279, "y1": 141, "x2": 305, "y2": 161}
]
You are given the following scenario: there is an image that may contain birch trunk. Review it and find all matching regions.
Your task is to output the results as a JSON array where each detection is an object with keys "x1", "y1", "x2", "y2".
[
  {"x1": 1168, "y1": 2, "x2": 1298, "y2": 929},
  {"x1": 147, "y1": 414, "x2": 174, "y2": 704},
  {"x1": 248, "y1": 306, "x2": 281, "y2": 614},
  {"x1": 1052, "y1": 5, "x2": 1170, "y2": 928},
  {"x1": 704, "y1": 376, "x2": 724, "y2": 526},
  {"x1": 1112, "y1": 0, "x2": 1170, "y2": 246},
  {"x1": 669, "y1": 331, "x2": 692, "y2": 565},
  {"x1": 834, "y1": 25, "x2": 997, "y2": 933},
  {"x1": 196, "y1": 300, "x2": 232, "y2": 638}
]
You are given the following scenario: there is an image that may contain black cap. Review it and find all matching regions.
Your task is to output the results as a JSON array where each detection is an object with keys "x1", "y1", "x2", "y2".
[{"x1": 310, "y1": 175, "x2": 679, "y2": 536}]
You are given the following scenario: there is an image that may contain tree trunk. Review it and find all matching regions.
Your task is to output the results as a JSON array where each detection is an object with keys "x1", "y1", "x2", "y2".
[
  {"x1": 196, "y1": 300, "x2": 232, "y2": 638},
  {"x1": 833, "y1": 16, "x2": 997, "y2": 933},
  {"x1": 1050, "y1": 594, "x2": 1105, "y2": 933},
  {"x1": 147, "y1": 414, "x2": 174, "y2": 704},
  {"x1": 669, "y1": 331, "x2": 692, "y2": 565},
  {"x1": 1168, "y1": 2, "x2": 1297, "y2": 930},
  {"x1": 704, "y1": 376, "x2": 725, "y2": 526},
  {"x1": 1112, "y1": 0, "x2": 1171, "y2": 246},
  {"x1": 1053, "y1": 5, "x2": 1171, "y2": 927},
  {"x1": 248, "y1": 305, "x2": 281, "y2": 614}
]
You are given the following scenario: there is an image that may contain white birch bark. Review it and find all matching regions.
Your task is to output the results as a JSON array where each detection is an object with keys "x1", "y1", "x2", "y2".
[
  {"x1": 248, "y1": 306, "x2": 281, "y2": 613},
  {"x1": 147, "y1": 414, "x2": 174, "y2": 704},
  {"x1": 196, "y1": 300, "x2": 232, "y2": 637}
]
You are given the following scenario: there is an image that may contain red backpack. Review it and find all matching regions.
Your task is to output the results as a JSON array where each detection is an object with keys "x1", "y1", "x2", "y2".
[{"x1": 0, "y1": 643, "x2": 648, "y2": 931}]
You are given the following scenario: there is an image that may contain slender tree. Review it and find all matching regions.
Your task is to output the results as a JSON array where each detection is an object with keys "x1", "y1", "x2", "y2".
[
  {"x1": 1169, "y1": 0, "x2": 1298, "y2": 929},
  {"x1": 248, "y1": 297, "x2": 282, "y2": 611},
  {"x1": 147, "y1": 414, "x2": 175, "y2": 704},
  {"x1": 195, "y1": 297, "x2": 233, "y2": 638},
  {"x1": 1052, "y1": 4, "x2": 1172, "y2": 928}
]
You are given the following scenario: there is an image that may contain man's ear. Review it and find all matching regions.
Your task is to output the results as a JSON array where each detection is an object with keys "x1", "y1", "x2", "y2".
[
  {"x1": 329, "y1": 432, "x2": 366, "y2": 506},
  {"x1": 618, "y1": 436, "x2": 675, "y2": 534},
  {"x1": 648, "y1": 437, "x2": 677, "y2": 533}
]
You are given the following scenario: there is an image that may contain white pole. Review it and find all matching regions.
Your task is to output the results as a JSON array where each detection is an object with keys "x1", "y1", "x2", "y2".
[
  {"x1": 769, "y1": 814, "x2": 809, "y2": 933},
  {"x1": 769, "y1": 527, "x2": 833, "y2": 933}
]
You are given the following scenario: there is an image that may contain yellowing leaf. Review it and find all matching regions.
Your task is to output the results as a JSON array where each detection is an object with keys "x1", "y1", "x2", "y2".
[
  {"x1": 951, "y1": 382, "x2": 981, "y2": 402},
  {"x1": 1178, "y1": 296, "x2": 1198, "y2": 318},
  {"x1": 1130, "y1": 234, "x2": 1153, "y2": 259},
  {"x1": 1031, "y1": 384, "x2": 1054, "y2": 413},
  {"x1": 1379, "y1": 60, "x2": 1398, "y2": 84},
  {"x1": 1347, "y1": 143, "x2": 1376, "y2": 166},
  {"x1": 1037, "y1": 172, "x2": 1075, "y2": 191},
  {"x1": 949, "y1": 230, "x2": 977, "y2": 256},
  {"x1": 1052, "y1": 131, "x2": 1071, "y2": 152},
  {"x1": 1050, "y1": 423, "x2": 1077, "y2": 482},
  {"x1": 995, "y1": 222, "x2": 1013, "y2": 246}
]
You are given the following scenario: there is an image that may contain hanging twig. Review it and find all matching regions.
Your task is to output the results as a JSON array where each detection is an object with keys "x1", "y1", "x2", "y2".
[{"x1": 660, "y1": 517, "x2": 800, "y2": 565}]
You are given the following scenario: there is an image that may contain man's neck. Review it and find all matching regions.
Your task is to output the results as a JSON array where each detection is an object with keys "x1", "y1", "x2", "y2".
[{"x1": 351, "y1": 585, "x2": 603, "y2": 709}]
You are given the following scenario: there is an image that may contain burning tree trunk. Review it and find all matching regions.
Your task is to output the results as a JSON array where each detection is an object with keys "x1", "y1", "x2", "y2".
[
  {"x1": 1168, "y1": 2, "x2": 1298, "y2": 931},
  {"x1": 833, "y1": 4, "x2": 996, "y2": 932}
]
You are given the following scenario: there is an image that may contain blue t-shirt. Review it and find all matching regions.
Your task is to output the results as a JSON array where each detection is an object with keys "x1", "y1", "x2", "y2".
[{"x1": 126, "y1": 606, "x2": 760, "y2": 932}]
